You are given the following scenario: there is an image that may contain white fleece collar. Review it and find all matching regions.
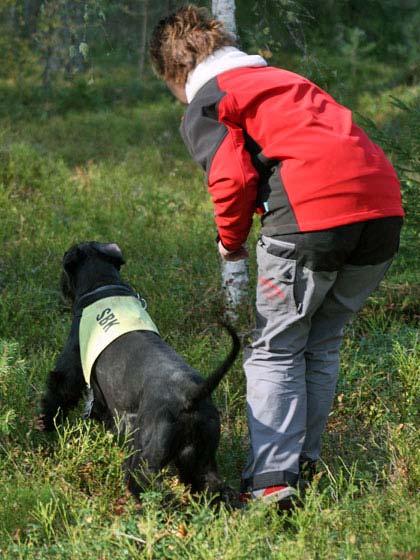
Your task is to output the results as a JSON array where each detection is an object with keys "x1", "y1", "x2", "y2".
[{"x1": 185, "y1": 47, "x2": 267, "y2": 103}]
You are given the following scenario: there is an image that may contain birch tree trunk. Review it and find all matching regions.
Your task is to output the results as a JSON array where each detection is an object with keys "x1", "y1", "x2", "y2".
[
  {"x1": 212, "y1": 0, "x2": 249, "y2": 321},
  {"x1": 212, "y1": 0, "x2": 236, "y2": 35}
]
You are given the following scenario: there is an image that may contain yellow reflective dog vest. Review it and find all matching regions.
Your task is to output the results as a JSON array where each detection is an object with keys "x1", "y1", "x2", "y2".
[{"x1": 79, "y1": 295, "x2": 159, "y2": 386}]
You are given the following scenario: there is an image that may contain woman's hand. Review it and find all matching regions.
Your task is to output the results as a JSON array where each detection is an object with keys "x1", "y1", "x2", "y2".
[{"x1": 218, "y1": 241, "x2": 249, "y2": 261}]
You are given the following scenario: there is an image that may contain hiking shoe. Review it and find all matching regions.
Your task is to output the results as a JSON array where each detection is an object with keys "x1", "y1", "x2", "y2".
[
  {"x1": 253, "y1": 485, "x2": 298, "y2": 509},
  {"x1": 239, "y1": 485, "x2": 298, "y2": 510}
]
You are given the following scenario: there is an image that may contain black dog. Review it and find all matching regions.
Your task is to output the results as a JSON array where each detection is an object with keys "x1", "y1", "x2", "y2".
[{"x1": 39, "y1": 242, "x2": 240, "y2": 497}]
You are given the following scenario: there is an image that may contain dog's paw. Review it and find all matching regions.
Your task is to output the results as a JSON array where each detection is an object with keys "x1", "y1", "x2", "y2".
[
  {"x1": 34, "y1": 414, "x2": 52, "y2": 432},
  {"x1": 218, "y1": 486, "x2": 243, "y2": 510}
]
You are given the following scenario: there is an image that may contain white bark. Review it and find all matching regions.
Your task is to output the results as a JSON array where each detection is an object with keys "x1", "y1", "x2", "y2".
[
  {"x1": 212, "y1": 0, "x2": 237, "y2": 35},
  {"x1": 212, "y1": 0, "x2": 248, "y2": 320},
  {"x1": 212, "y1": 0, "x2": 236, "y2": 35},
  {"x1": 221, "y1": 257, "x2": 249, "y2": 321}
]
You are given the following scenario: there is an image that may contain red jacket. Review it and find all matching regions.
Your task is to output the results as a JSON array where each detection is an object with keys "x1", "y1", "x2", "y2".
[{"x1": 181, "y1": 65, "x2": 403, "y2": 251}]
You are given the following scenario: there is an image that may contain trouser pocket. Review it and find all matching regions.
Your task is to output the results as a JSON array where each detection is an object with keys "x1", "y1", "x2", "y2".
[{"x1": 257, "y1": 236, "x2": 301, "y2": 314}]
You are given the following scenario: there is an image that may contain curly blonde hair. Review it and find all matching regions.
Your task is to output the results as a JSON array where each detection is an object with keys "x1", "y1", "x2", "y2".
[{"x1": 149, "y1": 5, "x2": 236, "y2": 84}]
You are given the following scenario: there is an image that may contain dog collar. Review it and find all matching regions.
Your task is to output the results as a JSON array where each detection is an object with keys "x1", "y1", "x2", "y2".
[
  {"x1": 74, "y1": 285, "x2": 142, "y2": 316},
  {"x1": 79, "y1": 295, "x2": 159, "y2": 386}
]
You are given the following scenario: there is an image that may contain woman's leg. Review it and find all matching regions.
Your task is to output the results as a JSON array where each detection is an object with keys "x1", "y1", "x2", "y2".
[
  {"x1": 241, "y1": 236, "x2": 337, "y2": 491},
  {"x1": 302, "y1": 259, "x2": 393, "y2": 461}
]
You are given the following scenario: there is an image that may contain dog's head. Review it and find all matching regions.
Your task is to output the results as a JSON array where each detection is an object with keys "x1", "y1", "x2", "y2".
[{"x1": 60, "y1": 242, "x2": 125, "y2": 303}]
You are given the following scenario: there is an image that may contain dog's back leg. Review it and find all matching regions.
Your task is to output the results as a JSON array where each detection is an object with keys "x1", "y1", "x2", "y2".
[
  {"x1": 124, "y1": 408, "x2": 176, "y2": 497},
  {"x1": 176, "y1": 448, "x2": 225, "y2": 493}
]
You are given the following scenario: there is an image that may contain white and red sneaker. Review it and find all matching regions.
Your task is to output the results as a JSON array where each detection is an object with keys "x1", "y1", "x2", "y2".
[{"x1": 239, "y1": 485, "x2": 298, "y2": 509}]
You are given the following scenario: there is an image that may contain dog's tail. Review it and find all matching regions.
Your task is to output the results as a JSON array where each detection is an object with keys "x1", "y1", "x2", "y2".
[{"x1": 189, "y1": 322, "x2": 240, "y2": 405}]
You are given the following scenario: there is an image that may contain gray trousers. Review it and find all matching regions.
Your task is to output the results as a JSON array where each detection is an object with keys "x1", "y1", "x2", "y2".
[{"x1": 241, "y1": 233, "x2": 394, "y2": 491}]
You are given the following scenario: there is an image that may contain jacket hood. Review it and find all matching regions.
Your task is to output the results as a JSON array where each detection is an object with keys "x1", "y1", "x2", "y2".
[{"x1": 185, "y1": 46, "x2": 267, "y2": 103}]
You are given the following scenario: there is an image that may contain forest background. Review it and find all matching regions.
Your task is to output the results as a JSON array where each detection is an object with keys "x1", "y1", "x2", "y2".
[{"x1": 0, "y1": 1, "x2": 419, "y2": 558}]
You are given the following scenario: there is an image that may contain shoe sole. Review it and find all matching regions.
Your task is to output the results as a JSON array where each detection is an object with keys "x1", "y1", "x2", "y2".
[{"x1": 259, "y1": 487, "x2": 298, "y2": 506}]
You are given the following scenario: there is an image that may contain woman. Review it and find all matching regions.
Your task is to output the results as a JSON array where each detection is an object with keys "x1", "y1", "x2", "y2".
[{"x1": 149, "y1": 5, "x2": 403, "y2": 508}]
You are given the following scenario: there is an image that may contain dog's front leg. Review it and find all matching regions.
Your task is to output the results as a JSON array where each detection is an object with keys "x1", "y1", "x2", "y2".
[{"x1": 39, "y1": 333, "x2": 85, "y2": 431}]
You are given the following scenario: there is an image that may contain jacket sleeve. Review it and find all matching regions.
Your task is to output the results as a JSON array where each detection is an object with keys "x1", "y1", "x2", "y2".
[
  {"x1": 181, "y1": 100, "x2": 260, "y2": 252},
  {"x1": 207, "y1": 123, "x2": 260, "y2": 251}
]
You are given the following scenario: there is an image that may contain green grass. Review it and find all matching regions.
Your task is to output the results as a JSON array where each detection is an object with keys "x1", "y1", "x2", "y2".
[{"x1": 0, "y1": 64, "x2": 419, "y2": 558}]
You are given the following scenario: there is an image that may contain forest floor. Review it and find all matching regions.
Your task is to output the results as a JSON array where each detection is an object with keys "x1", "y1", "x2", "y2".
[{"x1": 0, "y1": 57, "x2": 419, "y2": 558}]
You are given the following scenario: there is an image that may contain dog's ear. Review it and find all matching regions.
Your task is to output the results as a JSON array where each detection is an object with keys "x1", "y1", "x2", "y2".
[
  {"x1": 60, "y1": 245, "x2": 86, "y2": 304},
  {"x1": 62, "y1": 245, "x2": 86, "y2": 274},
  {"x1": 60, "y1": 270, "x2": 74, "y2": 305},
  {"x1": 93, "y1": 242, "x2": 125, "y2": 268}
]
